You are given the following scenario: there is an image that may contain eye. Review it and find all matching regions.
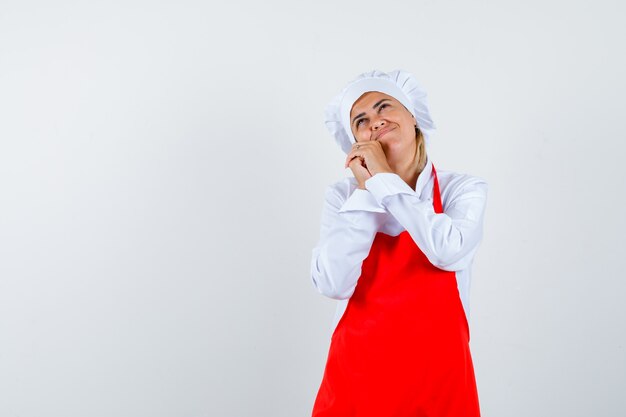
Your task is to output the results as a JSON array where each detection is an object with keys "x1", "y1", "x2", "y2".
[
  {"x1": 379, "y1": 103, "x2": 389, "y2": 111},
  {"x1": 355, "y1": 118, "x2": 367, "y2": 128}
]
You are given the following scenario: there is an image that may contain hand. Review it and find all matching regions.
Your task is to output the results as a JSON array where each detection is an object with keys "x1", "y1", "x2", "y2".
[
  {"x1": 347, "y1": 156, "x2": 371, "y2": 190},
  {"x1": 345, "y1": 141, "x2": 393, "y2": 189}
]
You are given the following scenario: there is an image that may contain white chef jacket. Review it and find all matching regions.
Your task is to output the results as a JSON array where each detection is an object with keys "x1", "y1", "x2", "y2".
[{"x1": 310, "y1": 157, "x2": 488, "y2": 333}]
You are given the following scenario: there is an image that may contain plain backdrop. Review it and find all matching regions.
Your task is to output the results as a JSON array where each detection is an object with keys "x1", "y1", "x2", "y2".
[{"x1": 1, "y1": 0, "x2": 625, "y2": 416}]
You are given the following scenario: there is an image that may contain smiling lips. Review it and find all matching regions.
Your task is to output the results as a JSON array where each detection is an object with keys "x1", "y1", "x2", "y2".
[{"x1": 375, "y1": 126, "x2": 395, "y2": 140}]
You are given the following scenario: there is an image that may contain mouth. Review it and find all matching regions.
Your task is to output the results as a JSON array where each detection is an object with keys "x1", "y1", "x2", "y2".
[{"x1": 375, "y1": 127, "x2": 395, "y2": 140}]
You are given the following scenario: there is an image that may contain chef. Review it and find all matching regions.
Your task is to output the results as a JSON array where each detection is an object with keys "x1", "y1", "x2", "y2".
[{"x1": 310, "y1": 69, "x2": 488, "y2": 416}]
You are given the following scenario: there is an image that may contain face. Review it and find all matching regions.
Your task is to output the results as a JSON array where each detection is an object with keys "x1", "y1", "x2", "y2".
[{"x1": 349, "y1": 91, "x2": 417, "y2": 152}]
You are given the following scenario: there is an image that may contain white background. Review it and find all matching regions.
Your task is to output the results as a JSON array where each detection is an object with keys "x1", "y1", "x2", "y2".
[{"x1": 1, "y1": 0, "x2": 625, "y2": 416}]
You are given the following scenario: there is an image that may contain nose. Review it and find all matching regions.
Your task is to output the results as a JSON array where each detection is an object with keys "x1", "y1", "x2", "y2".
[{"x1": 372, "y1": 117, "x2": 386, "y2": 130}]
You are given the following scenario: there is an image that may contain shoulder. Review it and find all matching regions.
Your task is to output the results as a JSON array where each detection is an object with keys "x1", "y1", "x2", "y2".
[
  {"x1": 436, "y1": 168, "x2": 488, "y2": 196},
  {"x1": 435, "y1": 169, "x2": 488, "y2": 216}
]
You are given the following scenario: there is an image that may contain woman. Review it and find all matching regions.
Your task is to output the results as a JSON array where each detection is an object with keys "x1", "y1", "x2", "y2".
[{"x1": 310, "y1": 70, "x2": 488, "y2": 416}]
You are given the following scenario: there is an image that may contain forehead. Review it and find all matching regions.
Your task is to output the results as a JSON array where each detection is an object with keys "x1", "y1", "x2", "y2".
[{"x1": 350, "y1": 91, "x2": 398, "y2": 116}]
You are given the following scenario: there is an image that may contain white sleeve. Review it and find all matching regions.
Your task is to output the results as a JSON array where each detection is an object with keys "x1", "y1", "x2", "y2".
[
  {"x1": 310, "y1": 184, "x2": 387, "y2": 300},
  {"x1": 365, "y1": 173, "x2": 488, "y2": 271}
]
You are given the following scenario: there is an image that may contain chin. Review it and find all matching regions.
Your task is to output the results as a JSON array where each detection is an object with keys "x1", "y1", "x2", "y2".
[
  {"x1": 380, "y1": 136, "x2": 402, "y2": 149},
  {"x1": 385, "y1": 139, "x2": 412, "y2": 158}
]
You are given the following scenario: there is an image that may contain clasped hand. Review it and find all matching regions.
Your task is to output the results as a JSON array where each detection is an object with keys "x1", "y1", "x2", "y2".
[{"x1": 344, "y1": 141, "x2": 393, "y2": 190}]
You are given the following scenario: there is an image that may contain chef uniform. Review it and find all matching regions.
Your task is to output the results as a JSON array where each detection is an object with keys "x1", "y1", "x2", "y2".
[{"x1": 310, "y1": 70, "x2": 488, "y2": 416}]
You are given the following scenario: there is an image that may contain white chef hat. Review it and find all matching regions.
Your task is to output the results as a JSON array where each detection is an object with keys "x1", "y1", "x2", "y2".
[{"x1": 324, "y1": 69, "x2": 436, "y2": 154}]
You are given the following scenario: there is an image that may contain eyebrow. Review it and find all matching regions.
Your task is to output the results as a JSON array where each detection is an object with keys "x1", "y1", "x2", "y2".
[{"x1": 352, "y1": 99, "x2": 392, "y2": 125}]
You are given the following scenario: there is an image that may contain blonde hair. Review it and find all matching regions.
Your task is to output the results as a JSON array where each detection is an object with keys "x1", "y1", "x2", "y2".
[{"x1": 415, "y1": 127, "x2": 427, "y2": 172}]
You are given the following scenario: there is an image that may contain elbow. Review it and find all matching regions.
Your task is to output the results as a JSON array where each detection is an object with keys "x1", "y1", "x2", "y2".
[
  {"x1": 424, "y1": 250, "x2": 460, "y2": 271},
  {"x1": 429, "y1": 242, "x2": 479, "y2": 272},
  {"x1": 325, "y1": 286, "x2": 354, "y2": 300},
  {"x1": 310, "y1": 256, "x2": 356, "y2": 300},
  {"x1": 311, "y1": 272, "x2": 355, "y2": 300},
  {"x1": 427, "y1": 246, "x2": 472, "y2": 271},
  {"x1": 428, "y1": 226, "x2": 482, "y2": 271},
  {"x1": 431, "y1": 259, "x2": 458, "y2": 272}
]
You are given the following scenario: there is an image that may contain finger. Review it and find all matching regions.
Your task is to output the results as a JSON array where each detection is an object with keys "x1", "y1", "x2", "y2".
[
  {"x1": 345, "y1": 153, "x2": 361, "y2": 168},
  {"x1": 348, "y1": 156, "x2": 367, "y2": 172},
  {"x1": 350, "y1": 157, "x2": 368, "y2": 173},
  {"x1": 349, "y1": 161, "x2": 372, "y2": 183},
  {"x1": 348, "y1": 158, "x2": 369, "y2": 177},
  {"x1": 345, "y1": 146, "x2": 370, "y2": 168},
  {"x1": 346, "y1": 155, "x2": 361, "y2": 169}
]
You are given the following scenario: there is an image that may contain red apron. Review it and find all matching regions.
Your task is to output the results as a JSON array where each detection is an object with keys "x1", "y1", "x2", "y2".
[{"x1": 312, "y1": 165, "x2": 480, "y2": 417}]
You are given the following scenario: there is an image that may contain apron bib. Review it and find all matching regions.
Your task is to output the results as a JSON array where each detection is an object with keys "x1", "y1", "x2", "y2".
[{"x1": 312, "y1": 165, "x2": 480, "y2": 417}]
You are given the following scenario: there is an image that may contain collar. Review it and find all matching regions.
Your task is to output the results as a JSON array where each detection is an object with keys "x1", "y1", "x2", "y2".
[{"x1": 413, "y1": 156, "x2": 433, "y2": 199}]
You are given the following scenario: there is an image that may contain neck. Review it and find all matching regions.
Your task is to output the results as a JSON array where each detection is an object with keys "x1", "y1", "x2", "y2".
[{"x1": 387, "y1": 143, "x2": 427, "y2": 191}]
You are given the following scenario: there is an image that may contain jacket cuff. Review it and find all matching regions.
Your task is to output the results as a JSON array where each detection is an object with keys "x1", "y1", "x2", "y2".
[
  {"x1": 338, "y1": 188, "x2": 386, "y2": 213},
  {"x1": 365, "y1": 173, "x2": 417, "y2": 206}
]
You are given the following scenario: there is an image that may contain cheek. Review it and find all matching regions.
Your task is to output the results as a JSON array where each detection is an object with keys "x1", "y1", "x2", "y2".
[
  {"x1": 355, "y1": 131, "x2": 370, "y2": 142},
  {"x1": 399, "y1": 125, "x2": 416, "y2": 143},
  {"x1": 399, "y1": 117, "x2": 416, "y2": 134}
]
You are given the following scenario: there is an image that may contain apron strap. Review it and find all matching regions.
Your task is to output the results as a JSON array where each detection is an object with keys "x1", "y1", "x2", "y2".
[{"x1": 431, "y1": 164, "x2": 443, "y2": 214}]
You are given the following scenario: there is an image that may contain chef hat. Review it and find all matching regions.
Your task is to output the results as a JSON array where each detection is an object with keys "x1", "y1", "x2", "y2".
[{"x1": 324, "y1": 69, "x2": 436, "y2": 154}]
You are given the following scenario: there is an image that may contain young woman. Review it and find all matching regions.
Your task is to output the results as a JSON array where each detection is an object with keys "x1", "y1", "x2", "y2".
[{"x1": 310, "y1": 70, "x2": 488, "y2": 416}]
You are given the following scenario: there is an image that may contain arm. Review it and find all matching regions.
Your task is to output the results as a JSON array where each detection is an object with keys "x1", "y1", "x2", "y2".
[
  {"x1": 310, "y1": 183, "x2": 387, "y2": 299},
  {"x1": 365, "y1": 172, "x2": 488, "y2": 271}
]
